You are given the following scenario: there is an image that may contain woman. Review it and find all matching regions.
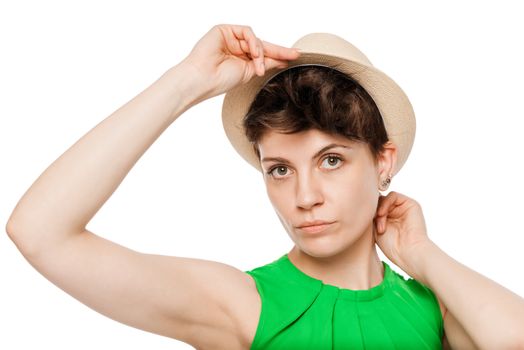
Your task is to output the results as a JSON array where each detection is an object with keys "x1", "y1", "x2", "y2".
[{"x1": 6, "y1": 23, "x2": 524, "y2": 349}]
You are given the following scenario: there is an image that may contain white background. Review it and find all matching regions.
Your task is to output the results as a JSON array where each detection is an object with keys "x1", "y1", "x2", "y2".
[{"x1": 1, "y1": 0, "x2": 523, "y2": 348}]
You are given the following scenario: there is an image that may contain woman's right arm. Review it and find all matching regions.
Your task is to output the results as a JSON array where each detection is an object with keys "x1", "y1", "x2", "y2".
[{"x1": 6, "y1": 24, "x2": 299, "y2": 349}]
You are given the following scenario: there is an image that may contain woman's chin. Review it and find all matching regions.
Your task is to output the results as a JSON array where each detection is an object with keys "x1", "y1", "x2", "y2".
[
  {"x1": 295, "y1": 239, "x2": 345, "y2": 258},
  {"x1": 294, "y1": 232, "x2": 365, "y2": 259}
]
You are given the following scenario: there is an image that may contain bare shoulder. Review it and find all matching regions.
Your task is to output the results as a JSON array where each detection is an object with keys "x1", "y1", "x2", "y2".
[
  {"x1": 174, "y1": 255, "x2": 262, "y2": 349},
  {"x1": 190, "y1": 258, "x2": 261, "y2": 349},
  {"x1": 229, "y1": 270, "x2": 261, "y2": 349},
  {"x1": 159, "y1": 254, "x2": 262, "y2": 349}
]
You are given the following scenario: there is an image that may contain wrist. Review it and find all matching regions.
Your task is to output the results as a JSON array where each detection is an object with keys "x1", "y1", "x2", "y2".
[
  {"x1": 162, "y1": 62, "x2": 212, "y2": 116},
  {"x1": 401, "y1": 239, "x2": 440, "y2": 286}
]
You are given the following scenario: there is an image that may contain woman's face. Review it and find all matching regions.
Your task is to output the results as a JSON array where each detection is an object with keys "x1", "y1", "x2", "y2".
[{"x1": 258, "y1": 128, "x2": 394, "y2": 258}]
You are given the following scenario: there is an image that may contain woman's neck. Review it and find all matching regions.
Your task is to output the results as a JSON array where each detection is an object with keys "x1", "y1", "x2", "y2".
[{"x1": 287, "y1": 223, "x2": 384, "y2": 290}]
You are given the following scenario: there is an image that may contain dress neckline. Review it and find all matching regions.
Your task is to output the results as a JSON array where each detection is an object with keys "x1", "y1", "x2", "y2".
[{"x1": 279, "y1": 253, "x2": 393, "y2": 301}]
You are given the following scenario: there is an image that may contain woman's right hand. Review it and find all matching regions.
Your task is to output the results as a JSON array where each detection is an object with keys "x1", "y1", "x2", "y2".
[{"x1": 178, "y1": 24, "x2": 301, "y2": 103}]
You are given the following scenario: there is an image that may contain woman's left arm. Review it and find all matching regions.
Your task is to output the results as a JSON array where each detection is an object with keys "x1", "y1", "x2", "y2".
[
  {"x1": 413, "y1": 240, "x2": 524, "y2": 349},
  {"x1": 374, "y1": 191, "x2": 524, "y2": 350}
]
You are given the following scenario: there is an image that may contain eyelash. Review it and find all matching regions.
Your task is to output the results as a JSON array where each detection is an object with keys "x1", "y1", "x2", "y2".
[{"x1": 266, "y1": 154, "x2": 344, "y2": 180}]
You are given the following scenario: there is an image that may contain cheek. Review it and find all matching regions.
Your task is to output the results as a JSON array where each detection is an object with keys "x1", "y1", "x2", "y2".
[
  {"x1": 266, "y1": 185, "x2": 291, "y2": 220},
  {"x1": 266, "y1": 183, "x2": 280, "y2": 205},
  {"x1": 267, "y1": 188, "x2": 298, "y2": 237},
  {"x1": 335, "y1": 175, "x2": 378, "y2": 225}
]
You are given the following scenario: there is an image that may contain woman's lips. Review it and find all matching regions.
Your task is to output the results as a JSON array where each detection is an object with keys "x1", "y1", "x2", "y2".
[{"x1": 297, "y1": 222, "x2": 334, "y2": 234}]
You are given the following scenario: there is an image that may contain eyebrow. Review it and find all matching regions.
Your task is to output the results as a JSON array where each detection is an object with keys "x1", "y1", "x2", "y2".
[{"x1": 261, "y1": 143, "x2": 352, "y2": 164}]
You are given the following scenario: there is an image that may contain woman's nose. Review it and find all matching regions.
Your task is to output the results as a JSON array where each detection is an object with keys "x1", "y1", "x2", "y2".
[{"x1": 295, "y1": 172, "x2": 324, "y2": 210}]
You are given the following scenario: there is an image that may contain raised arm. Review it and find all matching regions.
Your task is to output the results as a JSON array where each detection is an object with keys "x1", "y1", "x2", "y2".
[{"x1": 6, "y1": 24, "x2": 300, "y2": 348}]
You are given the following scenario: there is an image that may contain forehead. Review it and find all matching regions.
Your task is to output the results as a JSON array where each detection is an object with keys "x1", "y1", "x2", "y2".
[{"x1": 258, "y1": 128, "x2": 366, "y2": 155}]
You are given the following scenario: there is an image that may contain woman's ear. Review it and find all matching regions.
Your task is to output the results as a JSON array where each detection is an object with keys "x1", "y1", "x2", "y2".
[{"x1": 377, "y1": 141, "x2": 398, "y2": 182}]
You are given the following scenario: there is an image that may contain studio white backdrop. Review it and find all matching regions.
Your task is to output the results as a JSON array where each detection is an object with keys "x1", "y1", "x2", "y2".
[{"x1": 1, "y1": 0, "x2": 523, "y2": 349}]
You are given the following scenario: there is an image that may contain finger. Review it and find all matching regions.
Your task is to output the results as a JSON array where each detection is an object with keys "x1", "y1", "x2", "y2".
[
  {"x1": 243, "y1": 50, "x2": 292, "y2": 72},
  {"x1": 239, "y1": 39, "x2": 253, "y2": 58},
  {"x1": 257, "y1": 38, "x2": 265, "y2": 75},
  {"x1": 263, "y1": 56, "x2": 292, "y2": 70},
  {"x1": 219, "y1": 25, "x2": 261, "y2": 72},
  {"x1": 260, "y1": 39, "x2": 301, "y2": 60},
  {"x1": 375, "y1": 193, "x2": 396, "y2": 234},
  {"x1": 378, "y1": 217, "x2": 387, "y2": 234},
  {"x1": 237, "y1": 38, "x2": 265, "y2": 76},
  {"x1": 374, "y1": 194, "x2": 385, "y2": 219},
  {"x1": 373, "y1": 218, "x2": 382, "y2": 236},
  {"x1": 218, "y1": 26, "x2": 244, "y2": 56},
  {"x1": 376, "y1": 192, "x2": 412, "y2": 233},
  {"x1": 231, "y1": 25, "x2": 260, "y2": 58},
  {"x1": 224, "y1": 25, "x2": 298, "y2": 76},
  {"x1": 228, "y1": 25, "x2": 264, "y2": 74},
  {"x1": 376, "y1": 191, "x2": 399, "y2": 217},
  {"x1": 235, "y1": 26, "x2": 265, "y2": 75}
]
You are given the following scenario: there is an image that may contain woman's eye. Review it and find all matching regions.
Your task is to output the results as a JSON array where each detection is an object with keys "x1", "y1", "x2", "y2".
[
  {"x1": 268, "y1": 166, "x2": 289, "y2": 178},
  {"x1": 321, "y1": 155, "x2": 343, "y2": 169}
]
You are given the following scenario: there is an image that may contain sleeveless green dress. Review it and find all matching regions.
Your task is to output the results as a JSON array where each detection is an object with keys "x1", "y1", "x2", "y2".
[{"x1": 244, "y1": 253, "x2": 444, "y2": 349}]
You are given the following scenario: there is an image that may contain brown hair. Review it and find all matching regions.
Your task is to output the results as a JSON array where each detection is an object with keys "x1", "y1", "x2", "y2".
[{"x1": 242, "y1": 65, "x2": 389, "y2": 166}]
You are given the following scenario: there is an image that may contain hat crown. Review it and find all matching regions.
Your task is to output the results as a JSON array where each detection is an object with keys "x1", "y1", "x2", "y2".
[
  {"x1": 221, "y1": 32, "x2": 416, "y2": 178},
  {"x1": 292, "y1": 33, "x2": 373, "y2": 67}
]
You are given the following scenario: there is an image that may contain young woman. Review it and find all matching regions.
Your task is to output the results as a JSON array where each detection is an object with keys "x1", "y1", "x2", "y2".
[{"x1": 6, "y1": 24, "x2": 524, "y2": 350}]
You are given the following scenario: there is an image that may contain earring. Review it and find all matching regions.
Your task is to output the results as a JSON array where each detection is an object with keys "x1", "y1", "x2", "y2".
[{"x1": 379, "y1": 173, "x2": 392, "y2": 191}]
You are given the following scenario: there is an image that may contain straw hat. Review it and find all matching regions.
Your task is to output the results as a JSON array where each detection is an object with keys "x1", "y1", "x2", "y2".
[{"x1": 221, "y1": 32, "x2": 416, "y2": 177}]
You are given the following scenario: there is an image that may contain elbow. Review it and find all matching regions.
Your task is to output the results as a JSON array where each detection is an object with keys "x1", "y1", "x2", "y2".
[
  {"x1": 6, "y1": 219, "x2": 27, "y2": 250},
  {"x1": 5, "y1": 210, "x2": 27, "y2": 243},
  {"x1": 6, "y1": 219, "x2": 14, "y2": 237},
  {"x1": 6, "y1": 219, "x2": 21, "y2": 245},
  {"x1": 6, "y1": 219, "x2": 42, "y2": 260},
  {"x1": 7, "y1": 218, "x2": 80, "y2": 261}
]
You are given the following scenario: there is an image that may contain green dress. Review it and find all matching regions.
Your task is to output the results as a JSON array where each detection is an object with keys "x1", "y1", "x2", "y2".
[{"x1": 244, "y1": 253, "x2": 444, "y2": 349}]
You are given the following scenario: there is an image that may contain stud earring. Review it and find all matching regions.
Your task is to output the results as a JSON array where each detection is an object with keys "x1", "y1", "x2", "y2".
[{"x1": 379, "y1": 173, "x2": 392, "y2": 191}]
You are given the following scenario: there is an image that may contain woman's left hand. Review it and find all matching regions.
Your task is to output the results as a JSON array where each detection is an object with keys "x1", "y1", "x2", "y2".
[{"x1": 373, "y1": 191, "x2": 433, "y2": 280}]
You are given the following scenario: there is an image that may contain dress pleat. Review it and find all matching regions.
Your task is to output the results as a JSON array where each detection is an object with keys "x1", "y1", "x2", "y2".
[{"x1": 245, "y1": 253, "x2": 444, "y2": 349}]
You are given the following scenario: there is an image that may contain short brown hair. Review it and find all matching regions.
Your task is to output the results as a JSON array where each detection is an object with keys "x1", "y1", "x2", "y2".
[{"x1": 242, "y1": 65, "x2": 389, "y2": 166}]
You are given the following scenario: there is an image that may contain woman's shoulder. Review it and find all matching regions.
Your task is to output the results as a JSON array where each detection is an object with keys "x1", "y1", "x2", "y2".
[
  {"x1": 389, "y1": 265, "x2": 440, "y2": 302},
  {"x1": 244, "y1": 253, "x2": 322, "y2": 299},
  {"x1": 243, "y1": 255, "x2": 324, "y2": 348},
  {"x1": 386, "y1": 263, "x2": 445, "y2": 339}
]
